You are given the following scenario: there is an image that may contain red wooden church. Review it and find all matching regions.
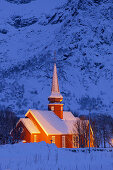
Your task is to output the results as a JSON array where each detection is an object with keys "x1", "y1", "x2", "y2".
[{"x1": 11, "y1": 64, "x2": 94, "y2": 148}]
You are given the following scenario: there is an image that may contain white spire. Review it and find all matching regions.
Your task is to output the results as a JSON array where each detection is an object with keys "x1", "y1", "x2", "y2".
[
  {"x1": 51, "y1": 63, "x2": 60, "y2": 93},
  {"x1": 49, "y1": 63, "x2": 63, "y2": 99}
]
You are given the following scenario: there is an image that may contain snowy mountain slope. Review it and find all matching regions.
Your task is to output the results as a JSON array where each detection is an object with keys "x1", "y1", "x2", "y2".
[
  {"x1": 0, "y1": 142, "x2": 113, "y2": 170},
  {"x1": 0, "y1": 0, "x2": 113, "y2": 116}
]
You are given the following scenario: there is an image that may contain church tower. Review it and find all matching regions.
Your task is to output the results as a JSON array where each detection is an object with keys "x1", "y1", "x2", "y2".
[{"x1": 48, "y1": 63, "x2": 63, "y2": 119}]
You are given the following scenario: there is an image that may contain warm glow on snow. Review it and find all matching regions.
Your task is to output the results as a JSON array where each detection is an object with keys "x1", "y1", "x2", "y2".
[{"x1": 111, "y1": 139, "x2": 113, "y2": 145}]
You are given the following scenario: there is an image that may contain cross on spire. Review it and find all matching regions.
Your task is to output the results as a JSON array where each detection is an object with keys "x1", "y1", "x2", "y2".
[{"x1": 54, "y1": 51, "x2": 56, "y2": 63}]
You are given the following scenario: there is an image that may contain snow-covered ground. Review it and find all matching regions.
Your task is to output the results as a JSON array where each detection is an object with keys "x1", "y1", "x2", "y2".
[
  {"x1": 0, "y1": 0, "x2": 113, "y2": 116},
  {"x1": 0, "y1": 142, "x2": 113, "y2": 170}
]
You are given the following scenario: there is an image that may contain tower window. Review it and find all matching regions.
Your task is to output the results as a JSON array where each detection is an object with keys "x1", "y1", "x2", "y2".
[{"x1": 51, "y1": 106, "x2": 54, "y2": 111}]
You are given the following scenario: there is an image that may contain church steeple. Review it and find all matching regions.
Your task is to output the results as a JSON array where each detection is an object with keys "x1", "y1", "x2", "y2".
[
  {"x1": 48, "y1": 63, "x2": 63, "y2": 103},
  {"x1": 51, "y1": 63, "x2": 60, "y2": 94},
  {"x1": 48, "y1": 63, "x2": 64, "y2": 119}
]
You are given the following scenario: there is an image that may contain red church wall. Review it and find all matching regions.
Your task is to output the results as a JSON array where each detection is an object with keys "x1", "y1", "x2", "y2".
[
  {"x1": 65, "y1": 135, "x2": 73, "y2": 148},
  {"x1": 48, "y1": 135, "x2": 73, "y2": 148}
]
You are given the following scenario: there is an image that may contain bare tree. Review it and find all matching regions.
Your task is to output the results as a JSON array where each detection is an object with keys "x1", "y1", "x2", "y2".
[
  {"x1": 0, "y1": 107, "x2": 18, "y2": 144},
  {"x1": 91, "y1": 114, "x2": 113, "y2": 148},
  {"x1": 73, "y1": 119, "x2": 89, "y2": 148}
]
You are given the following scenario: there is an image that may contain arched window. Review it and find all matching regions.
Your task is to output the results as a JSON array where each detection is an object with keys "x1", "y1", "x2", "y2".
[{"x1": 18, "y1": 127, "x2": 24, "y2": 133}]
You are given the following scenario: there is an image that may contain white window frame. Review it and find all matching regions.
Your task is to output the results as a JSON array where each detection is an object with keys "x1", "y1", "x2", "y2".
[
  {"x1": 34, "y1": 135, "x2": 37, "y2": 142},
  {"x1": 73, "y1": 135, "x2": 79, "y2": 148},
  {"x1": 62, "y1": 136, "x2": 65, "y2": 148},
  {"x1": 52, "y1": 136, "x2": 55, "y2": 144},
  {"x1": 51, "y1": 106, "x2": 54, "y2": 111}
]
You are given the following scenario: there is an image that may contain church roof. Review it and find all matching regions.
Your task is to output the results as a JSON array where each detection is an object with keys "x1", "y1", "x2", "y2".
[
  {"x1": 63, "y1": 111, "x2": 79, "y2": 120},
  {"x1": 18, "y1": 118, "x2": 40, "y2": 134},
  {"x1": 25, "y1": 110, "x2": 81, "y2": 135}
]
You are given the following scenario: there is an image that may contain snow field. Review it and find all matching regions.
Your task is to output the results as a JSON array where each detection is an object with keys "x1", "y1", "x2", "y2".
[{"x1": 0, "y1": 142, "x2": 112, "y2": 170}]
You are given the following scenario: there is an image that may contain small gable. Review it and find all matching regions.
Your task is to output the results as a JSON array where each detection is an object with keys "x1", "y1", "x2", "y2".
[{"x1": 18, "y1": 118, "x2": 40, "y2": 134}]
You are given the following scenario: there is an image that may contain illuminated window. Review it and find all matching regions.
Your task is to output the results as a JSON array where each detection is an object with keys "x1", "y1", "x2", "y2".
[
  {"x1": 34, "y1": 135, "x2": 37, "y2": 142},
  {"x1": 61, "y1": 106, "x2": 63, "y2": 111},
  {"x1": 51, "y1": 106, "x2": 54, "y2": 111},
  {"x1": 62, "y1": 136, "x2": 65, "y2": 148},
  {"x1": 52, "y1": 136, "x2": 55, "y2": 144},
  {"x1": 73, "y1": 135, "x2": 79, "y2": 148}
]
